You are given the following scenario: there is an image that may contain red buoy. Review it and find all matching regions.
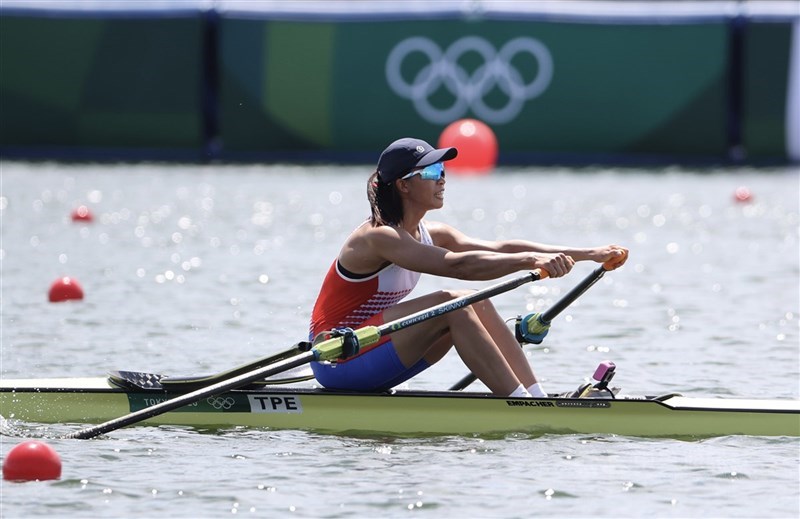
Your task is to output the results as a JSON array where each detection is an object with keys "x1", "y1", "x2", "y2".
[
  {"x1": 438, "y1": 119, "x2": 498, "y2": 175},
  {"x1": 71, "y1": 205, "x2": 93, "y2": 222},
  {"x1": 3, "y1": 441, "x2": 62, "y2": 481},
  {"x1": 734, "y1": 186, "x2": 752, "y2": 203},
  {"x1": 48, "y1": 277, "x2": 84, "y2": 302}
]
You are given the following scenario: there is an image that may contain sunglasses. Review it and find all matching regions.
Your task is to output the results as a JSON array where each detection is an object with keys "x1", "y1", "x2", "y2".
[{"x1": 401, "y1": 162, "x2": 445, "y2": 181}]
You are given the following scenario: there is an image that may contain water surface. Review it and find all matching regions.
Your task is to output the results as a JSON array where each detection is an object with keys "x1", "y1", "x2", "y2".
[{"x1": 1, "y1": 162, "x2": 798, "y2": 517}]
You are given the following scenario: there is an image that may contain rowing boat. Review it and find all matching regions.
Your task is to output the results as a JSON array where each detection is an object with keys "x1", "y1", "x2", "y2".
[
  {"x1": 2, "y1": 372, "x2": 798, "y2": 438},
  {"x1": 3, "y1": 270, "x2": 797, "y2": 440}
]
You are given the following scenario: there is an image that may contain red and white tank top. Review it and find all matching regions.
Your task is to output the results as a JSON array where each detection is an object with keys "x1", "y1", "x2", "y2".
[{"x1": 309, "y1": 222, "x2": 432, "y2": 337}]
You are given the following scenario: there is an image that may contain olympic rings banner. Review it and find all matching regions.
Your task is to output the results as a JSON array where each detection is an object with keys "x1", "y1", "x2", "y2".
[
  {"x1": 384, "y1": 35, "x2": 554, "y2": 126},
  {"x1": 215, "y1": 16, "x2": 793, "y2": 162},
  {"x1": 1, "y1": 7, "x2": 797, "y2": 163}
]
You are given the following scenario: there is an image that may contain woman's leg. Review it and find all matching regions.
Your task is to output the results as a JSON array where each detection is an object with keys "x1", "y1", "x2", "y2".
[
  {"x1": 311, "y1": 340, "x2": 430, "y2": 392},
  {"x1": 471, "y1": 299, "x2": 540, "y2": 388},
  {"x1": 382, "y1": 290, "x2": 523, "y2": 395}
]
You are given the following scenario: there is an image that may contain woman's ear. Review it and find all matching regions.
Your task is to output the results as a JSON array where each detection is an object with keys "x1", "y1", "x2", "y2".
[{"x1": 395, "y1": 178, "x2": 410, "y2": 194}]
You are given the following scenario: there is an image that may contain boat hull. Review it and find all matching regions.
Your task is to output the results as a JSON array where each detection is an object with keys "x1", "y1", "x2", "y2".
[{"x1": 1, "y1": 378, "x2": 798, "y2": 438}]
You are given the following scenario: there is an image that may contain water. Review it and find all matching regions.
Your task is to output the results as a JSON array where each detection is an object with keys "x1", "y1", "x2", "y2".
[{"x1": 1, "y1": 161, "x2": 798, "y2": 517}]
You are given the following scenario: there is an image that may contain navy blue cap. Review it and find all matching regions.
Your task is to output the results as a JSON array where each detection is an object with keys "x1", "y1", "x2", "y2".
[{"x1": 376, "y1": 138, "x2": 458, "y2": 183}]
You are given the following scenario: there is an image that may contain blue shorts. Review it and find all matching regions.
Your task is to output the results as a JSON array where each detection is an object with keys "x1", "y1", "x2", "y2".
[{"x1": 311, "y1": 340, "x2": 430, "y2": 392}]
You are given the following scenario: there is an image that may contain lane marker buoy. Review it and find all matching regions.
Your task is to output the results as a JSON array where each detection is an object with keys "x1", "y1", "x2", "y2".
[
  {"x1": 48, "y1": 276, "x2": 84, "y2": 302},
  {"x1": 3, "y1": 441, "x2": 62, "y2": 482},
  {"x1": 438, "y1": 118, "x2": 498, "y2": 175},
  {"x1": 71, "y1": 205, "x2": 94, "y2": 222},
  {"x1": 734, "y1": 186, "x2": 752, "y2": 203}
]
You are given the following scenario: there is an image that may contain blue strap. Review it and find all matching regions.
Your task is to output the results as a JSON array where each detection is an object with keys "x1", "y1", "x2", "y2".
[
  {"x1": 331, "y1": 327, "x2": 360, "y2": 359},
  {"x1": 515, "y1": 313, "x2": 551, "y2": 344}
]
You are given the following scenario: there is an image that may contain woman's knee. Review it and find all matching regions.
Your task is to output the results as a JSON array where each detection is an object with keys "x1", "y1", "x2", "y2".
[
  {"x1": 425, "y1": 289, "x2": 481, "y2": 321},
  {"x1": 432, "y1": 288, "x2": 475, "y2": 303},
  {"x1": 471, "y1": 297, "x2": 498, "y2": 315},
  {"x1": 434, "y1": 291, "x2": 486, "y2": 326}
]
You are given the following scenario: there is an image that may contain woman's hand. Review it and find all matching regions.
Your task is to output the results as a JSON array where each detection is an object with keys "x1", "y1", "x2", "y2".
[
  {"x1": 591, "y1": 245, "x2": 629, "y2": 270},
  {"x1": 535, "y1": 252, "x2": 575, "y2": 278}
]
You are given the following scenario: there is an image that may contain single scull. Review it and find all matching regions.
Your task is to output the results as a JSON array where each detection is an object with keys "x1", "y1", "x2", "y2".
[{"x1": 1, "y1": 372, "x2": 797, "y2": 438}]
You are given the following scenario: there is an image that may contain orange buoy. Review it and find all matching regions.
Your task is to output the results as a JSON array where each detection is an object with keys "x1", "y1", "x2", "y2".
[
  {"x1": 48, "y1": 277, "x2": 84, "y2": 302},
  {"x1": 3, "y1": 441, "x2": 62, "y2": 481},
  {"x1": 438, "y1": 119, "x2": 498, "y2": 175},
  {"x1": 71, "y1": 205, "x2": 93, "y2": 222}
]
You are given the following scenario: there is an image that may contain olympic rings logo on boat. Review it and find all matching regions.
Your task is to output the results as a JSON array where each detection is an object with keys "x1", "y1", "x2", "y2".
[
  {"x1": 206, "y1": 396, "x2": 236, "y2": 410},
  {"x1": 385, "y1": 36, "x2": 553, "y2": 124}
]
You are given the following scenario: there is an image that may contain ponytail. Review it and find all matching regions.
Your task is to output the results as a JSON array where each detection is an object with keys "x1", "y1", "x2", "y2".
[{"x1": 367, "y1": 171, "x2": 404, "y2": 227}]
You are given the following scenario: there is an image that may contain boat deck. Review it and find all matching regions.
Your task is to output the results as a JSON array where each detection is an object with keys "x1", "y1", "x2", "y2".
[{"x1": 2, "y1": 377, "x2": 798, "y2": 438}]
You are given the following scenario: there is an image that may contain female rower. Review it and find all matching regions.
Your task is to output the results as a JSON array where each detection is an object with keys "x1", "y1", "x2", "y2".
[{"x1": 309, "y1": 137, "x2": 628, "y2": 398}]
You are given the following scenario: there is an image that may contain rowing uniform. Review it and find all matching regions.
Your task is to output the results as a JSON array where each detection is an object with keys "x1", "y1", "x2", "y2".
[{"x1": 308, "y1": 221, "x2": 432, "y2": 391}]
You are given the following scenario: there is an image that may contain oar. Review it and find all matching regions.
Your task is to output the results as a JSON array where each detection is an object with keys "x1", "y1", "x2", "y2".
[
  {"x1": 449, "y1": 263, "x2": 610, "y2": 391},
  {"x1": 66, "y1": 269, "x2": 545, "y2": 440},
  {"x1": 158, "y1": 348, "x2": 313, "y2": 391}
]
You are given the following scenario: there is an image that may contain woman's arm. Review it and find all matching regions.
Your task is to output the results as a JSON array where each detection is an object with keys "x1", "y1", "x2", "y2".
[
  {"x1": 361, "y1": 224, "x2": 575, "y2": 281},
  {"x1": 426, "y1": 221, "x2": 628, "y2": 270}
]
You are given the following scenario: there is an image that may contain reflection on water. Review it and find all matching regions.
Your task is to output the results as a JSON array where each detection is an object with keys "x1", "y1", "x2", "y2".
[
  {"x1": 1, "y1": 163, "x2": 798, "y2": 391},
  {"x1": 1, "y1": 162, "x2": 798, "y2": 518}
]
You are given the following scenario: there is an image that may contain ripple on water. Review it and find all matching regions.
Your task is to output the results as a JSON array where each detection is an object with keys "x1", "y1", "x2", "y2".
[{"x1": 0, "y1": 164, "x2": 798, "y2": 518}]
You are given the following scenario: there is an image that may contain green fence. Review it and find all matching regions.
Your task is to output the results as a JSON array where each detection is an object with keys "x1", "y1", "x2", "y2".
[
  {"x1": 0, "y1": 13, "x2": 206, "y2": 157},
  {"x1": 743, "y1": 21, "x2": 793, "y2": 160},
  {"x1": 0, "y1": 7, "x2": 796, "y2": 164}
]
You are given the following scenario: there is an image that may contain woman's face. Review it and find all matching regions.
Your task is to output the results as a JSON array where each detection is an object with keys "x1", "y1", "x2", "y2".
[{"x1": 401, "y1": 170, "x2": 446, "y2": 210}]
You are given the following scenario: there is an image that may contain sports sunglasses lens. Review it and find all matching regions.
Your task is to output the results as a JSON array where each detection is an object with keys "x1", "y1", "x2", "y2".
[{"x1": 420, "y1": 163, "x2": 444, "y2": 180}]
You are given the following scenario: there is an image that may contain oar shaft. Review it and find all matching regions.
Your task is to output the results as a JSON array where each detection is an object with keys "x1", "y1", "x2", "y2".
[
  {"x1": 66, "y1": 352, "x2": 315, "y2": 440},
  {"x1": 449, "y1": 372, "x2": 479, "y2": 391},
  {"x1": 448, "y1": 265, "x2": 609, "y2": 391},
  {"x1": 311, "y1": 270, "x2": 544, "y2": 362},
  {"x1": 385, "y1": 273, "x2": 542, "y2": 395},
  {"x1": 540, "y1": 265, "x2": 606, "y2": 323},
  {"x1": 159, "y1": 345, "x2": 306, "y2": 390},
  {"x1": 379, "y1": 270, "x2": 543, "y2": 336}
]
